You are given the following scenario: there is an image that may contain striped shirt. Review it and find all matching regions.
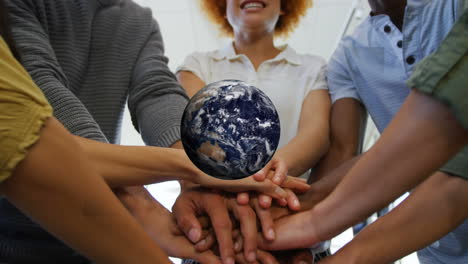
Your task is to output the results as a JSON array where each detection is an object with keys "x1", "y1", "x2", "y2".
[{"x1": 0, "y1": 0, "x2": 188, "y2": 262}]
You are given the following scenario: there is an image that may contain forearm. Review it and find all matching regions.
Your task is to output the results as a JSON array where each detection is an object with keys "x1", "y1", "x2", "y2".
[
  {"x1": 275, "y1": 130, "x2": 329, "y2": 177},
  {"x1": 312, "y1": 98, "x2": 366, "y2": 181},
  {"x1": 75, "y1": 136, "x2": 200, "y2": 187},
  {"x1": 331, "y1": 172, "x2": 468, "y2": 264},
  {"x1": 314, "y1": 91, "x2": 468, "y2": 241},
  {"x1": 0, "y1": 118, "x2": 170, "y2": 264}
]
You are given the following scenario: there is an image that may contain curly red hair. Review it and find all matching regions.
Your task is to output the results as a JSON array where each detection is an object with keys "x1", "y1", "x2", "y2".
[{"x1": 200, "y1": 0, "x2": 313, "y2": 38}]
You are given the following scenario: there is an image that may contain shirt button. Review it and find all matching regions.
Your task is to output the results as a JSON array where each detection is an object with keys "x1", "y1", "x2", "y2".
[
  {"x1": 406, "y1": 56, "x2": 416, "y2": 65},
  {"x1": 397, "y1": 40, "x2": 403, "y2": 48},
  {"x1": 384, "y1": 25, "x2": 391, "y2": 33}
]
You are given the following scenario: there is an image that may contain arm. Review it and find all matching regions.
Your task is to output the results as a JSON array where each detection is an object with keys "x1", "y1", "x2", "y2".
[
  {"x1": 76, "y1": 136, "x2": 305, "y2": 198},
  {"x1": 311, "y1": 98, "x2": 366, "y2": 181},
  {"x1": 311, "y1": 46, "x2": 367, "y2": 181},
  {"x1": 0, "y1": 118, "x2": 170, "y2": 264},
  {"x1": 310, "y1": 90, "x2": 468, "y2": 242},
  {"x1": 323, "y1": 171, "x2": 468, "y2": 264},
  {"x1": 7, "y1": 1, "x2": 107, "y2": 142},
  {"x1": 275, "y1": 89, "x2": 331, "y2": 177},
  {"x1": 128, "y1": 19, "x2": 188, "y2": 148}
]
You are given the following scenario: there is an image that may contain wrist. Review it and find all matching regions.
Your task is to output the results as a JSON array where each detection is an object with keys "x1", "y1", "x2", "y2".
[{"x1": 299, "y1": 184, "x2": 327, "y2": 211}]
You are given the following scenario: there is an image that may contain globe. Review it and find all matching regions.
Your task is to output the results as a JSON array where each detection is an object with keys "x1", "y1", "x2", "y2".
[{"x1": 181, "y1": 80, "x2": 281, "y2": 180}]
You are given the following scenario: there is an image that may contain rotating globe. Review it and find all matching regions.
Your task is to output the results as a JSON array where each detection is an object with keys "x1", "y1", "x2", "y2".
[{"x1": 181, "y1": 80, "x2": 280, "y2": 180}]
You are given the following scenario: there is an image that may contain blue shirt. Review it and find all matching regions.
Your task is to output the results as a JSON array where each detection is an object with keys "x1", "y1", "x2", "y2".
[
  {"x1": 328, "y1": 0, "x2": 465, "y2": 132},
  {"x1": 328, "y1": 0, "x2": 468, "y2": 263}
]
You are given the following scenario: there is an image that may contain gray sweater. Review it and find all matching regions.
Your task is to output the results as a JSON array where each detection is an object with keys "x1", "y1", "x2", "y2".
[{"x1": 0, "y1": 0, "x2": 188, "y2": 262}]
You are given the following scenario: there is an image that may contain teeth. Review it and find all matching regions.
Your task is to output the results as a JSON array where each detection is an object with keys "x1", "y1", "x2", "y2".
[{"x1": 244, "y1": 2, "x2": 263, "y2": 9}]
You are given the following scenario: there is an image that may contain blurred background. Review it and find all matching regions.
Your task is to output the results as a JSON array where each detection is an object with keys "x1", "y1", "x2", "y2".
[{"x1": 120, "y1": 0, "x2": 417, "y2": 263}]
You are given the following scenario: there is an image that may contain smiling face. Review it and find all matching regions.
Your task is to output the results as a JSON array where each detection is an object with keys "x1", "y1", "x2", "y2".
[{"x1": 226, "y1": 0, "x2": 283, "y2": 35}]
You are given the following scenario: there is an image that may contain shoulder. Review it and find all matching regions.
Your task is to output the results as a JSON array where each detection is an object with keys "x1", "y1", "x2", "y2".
[
  {"x1": 284, "y1": 46, "x2": 326, "y2": 72},
  {"x1": 329, "y1": 17, "x2": 373, "y2": 71}
]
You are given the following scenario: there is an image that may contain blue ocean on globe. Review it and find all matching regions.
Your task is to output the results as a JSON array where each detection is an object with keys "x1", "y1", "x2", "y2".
[{"x1": 181, "y1": 80, "x2": 281, "y2": 180}]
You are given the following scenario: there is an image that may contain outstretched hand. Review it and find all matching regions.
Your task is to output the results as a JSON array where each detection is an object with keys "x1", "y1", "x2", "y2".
[
  {"x1": 196, "y1": 156, "x2": 309, "y2": 202},
  {"x1": 236, "y1": 157, "x2": 310, "y2": 211}
]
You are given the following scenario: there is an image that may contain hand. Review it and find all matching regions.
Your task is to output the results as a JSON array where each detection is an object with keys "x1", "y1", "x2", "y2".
[
  {"x1": 258, "y1": 210, "x2": 321, "y2": 251},
  {"x1": 237, "y1": 157, "x2": 310, "y2": 210},
  {"x1": 116, "y1": 186, "x2": 221, "y2": 263},
  {"x1": 172, "y1": 188, "x2": 259, "y2": 264},
  {"x1": 235, "y1": 249, "x2": 281, "y2": 264},
  {"x1": 197, "y1": 172, "x2": 309, "y2": 203},
  {"x1": 273, "y1": 249, "x2": 314, "y2": 264}
]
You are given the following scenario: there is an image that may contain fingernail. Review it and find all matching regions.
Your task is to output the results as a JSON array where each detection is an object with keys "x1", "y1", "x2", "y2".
[
  {"x1": 273, "y1": 176, "x2": 281, "y2": 184},
  {"x1": 225, "y1": 257, "x2": 235, "y2": 264},
  {"x1": 247, "y1": 251, "x2": 256, "y2": 262},
  {"x1": 268, "y1": 228, "x2": 275, "y2": 240},
  {"x1": 188, "y1": 228, "x2": 200, "y2": 242},
  {"x1": 294, "y1": 199, "x2": 300, "y2": 208},
  {"x1": 234, "y1": 241, "x2": 240, "y2": 251},
  {"x1": 261, "y1": 196, "x2": 270, "y2": 203},
  {"x1": 275, "y1": 187, "x2": 287, "y2": 197},
  {"x1": 198, "y1": 239, "x2": 207, "y2": 247}
]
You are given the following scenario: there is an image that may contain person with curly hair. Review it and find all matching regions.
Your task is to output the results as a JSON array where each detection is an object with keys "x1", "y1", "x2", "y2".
[{"x1": 174, "y1": 0, "x2": 331, "y2": 263}]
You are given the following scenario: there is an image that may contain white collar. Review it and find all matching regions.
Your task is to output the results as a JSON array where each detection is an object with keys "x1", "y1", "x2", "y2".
[{"x1": 210, "y1": 42, "x2": 302, "y2": 65}]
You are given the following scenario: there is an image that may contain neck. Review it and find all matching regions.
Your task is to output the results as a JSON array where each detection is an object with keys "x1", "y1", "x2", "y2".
[
  {"x1": 369, "y1": 0, "x2": 407, "y2": 30},
  {"x1": 233, "y1": 30, "x2": 280, "y2": 69}
]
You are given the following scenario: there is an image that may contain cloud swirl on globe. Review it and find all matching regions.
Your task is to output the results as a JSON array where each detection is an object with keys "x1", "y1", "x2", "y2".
[{"x1": 181, "y1": 80, "x2": 281, "y2": 180}]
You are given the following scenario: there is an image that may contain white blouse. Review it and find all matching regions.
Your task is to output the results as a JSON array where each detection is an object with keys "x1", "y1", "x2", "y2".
[{"x1": 177, "y1": 43, "x2": 328, "y2": 176}]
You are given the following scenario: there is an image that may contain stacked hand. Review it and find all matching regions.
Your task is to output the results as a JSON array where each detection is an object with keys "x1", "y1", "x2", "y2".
[{"x1": 118, "y1": 157, "x2": 324, "y2": 263}]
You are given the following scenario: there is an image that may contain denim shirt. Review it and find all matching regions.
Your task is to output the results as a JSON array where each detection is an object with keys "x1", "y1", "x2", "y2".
[{"x1": 328, "y1": 0, "x2": 468, "y2": 263}]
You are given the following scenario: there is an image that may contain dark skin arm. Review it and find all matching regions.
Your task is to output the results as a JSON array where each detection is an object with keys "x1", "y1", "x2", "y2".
[
  {"x1": 258, "y1": 90, "x2": 468, "y2": 251},
  {"x1": 322, "y1": 171, "x2": 468, "y2": 264},
  {"x1": 311, "y1": 98, "x2": 366, "y2": 182}
]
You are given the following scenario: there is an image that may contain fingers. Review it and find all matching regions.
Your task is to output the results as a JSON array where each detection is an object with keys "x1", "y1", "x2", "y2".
[
  {"x1": 291, "y1": 250, "x2": 314, "y2": 264},
  {"x1": 257, "y1": 211, "x2": 320, "y2": 251},
  {"x1": 192, "y1": 248, "x2": 223, "y2": 264},
  {"x1": 285, "y1": 189, "x2": 301, "y2": 211},
  {"x1": 253, "y1": 166, "x2": 268, "y2": 182},
  {"x1": 229, "y1": 200, "x2": 258, "y2": 263},
  {"x1": 195, "y1": 230, "x2": 216, "y2": 252},
  {"x1": 258, "y1": 194, "x2": 272, "y2": 209},
  {"x1": 251, "y1": 197, "x2": 275, "y2": 241},
  {"x1": 237, "y1": 192, "x2": 250, "y2": 205},
  {"x1": 172, "y1": 195, "x2": 203, "y2": 243},
  {"x1": 257, "y1": 250, "x2": 280, "y2": 264},
  {"x1": 268, "y1": 159, "x2": 288, "y2": 185},
  {"x1": 204, "y1": 193, "x2": 235, "y2": 264},
  {"x1": 235, "y1": 250, "x2": 280, "y2": 264},
  {"x1": 280, "y1": 177, "x2": 310, "y2": 193}
]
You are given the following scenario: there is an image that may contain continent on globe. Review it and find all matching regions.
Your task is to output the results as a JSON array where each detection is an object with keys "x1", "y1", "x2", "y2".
[{"x1": 181, "y1": 80, "x2": 280, "y2": 180}]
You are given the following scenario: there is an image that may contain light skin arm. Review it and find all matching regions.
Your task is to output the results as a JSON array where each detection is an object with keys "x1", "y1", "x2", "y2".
[
  {"x1": 322, "y1": 171, "x2": 468, "y2": 264},
  {"x1": 0, "y1": 118, "x2": 170, "y2": 264},
  {"x1": 75, "y1": 136, "x2": 304, "y2": 199},
  {"x1": 275, "y1": 89, "x2": 331, "y2": 177}
]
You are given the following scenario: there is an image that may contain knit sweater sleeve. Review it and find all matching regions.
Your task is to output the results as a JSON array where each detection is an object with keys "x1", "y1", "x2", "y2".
[
  {"x1": 6, "y1": 0, "x2": 108, "y2": 142},
  {"x1": 128, "y1": 19, "x2": 188, "y2": 148}
]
